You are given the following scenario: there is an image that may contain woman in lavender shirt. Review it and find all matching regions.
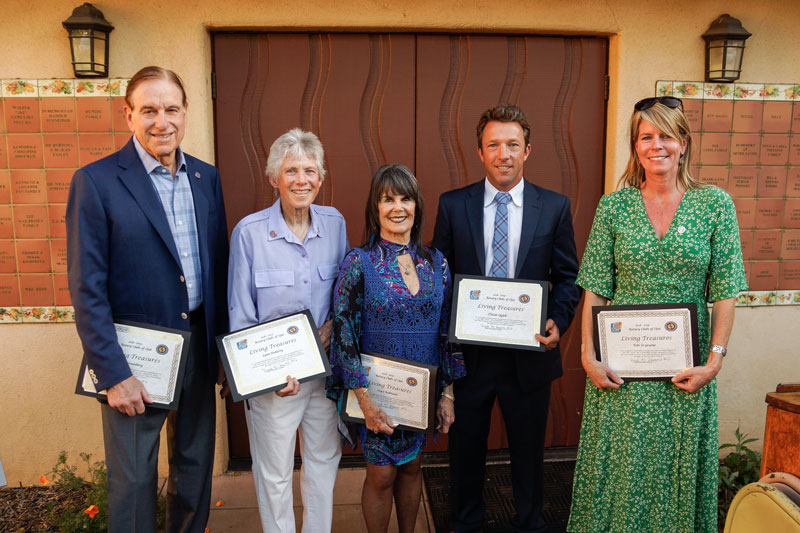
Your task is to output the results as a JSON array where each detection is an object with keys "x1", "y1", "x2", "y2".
[{"x1": 227, "y1": 129, "x2": 348, "y2": 532}]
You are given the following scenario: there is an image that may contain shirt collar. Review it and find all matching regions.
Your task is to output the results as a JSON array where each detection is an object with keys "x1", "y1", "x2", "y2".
[
  {"x1": 132, "y1": 134, "x2": 187, "y2": 176},
  {"x1": 266, "y1": 198, "x2": 323, "y2": 243},
  {"x1": 483, "y1": 177, "x2": 524, "y2": 208}
]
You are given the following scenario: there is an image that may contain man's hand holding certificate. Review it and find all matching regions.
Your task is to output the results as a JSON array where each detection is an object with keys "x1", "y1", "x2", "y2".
[
  {"x1": 449, "y1": 274, "x2": 548, "y2": 351},
  {"x1": 76, "y1": 322, "x2": 191, "y2": 410}
]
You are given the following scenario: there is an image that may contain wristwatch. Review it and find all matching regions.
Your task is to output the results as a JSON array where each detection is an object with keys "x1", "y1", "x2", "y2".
[{"x1": 710, "y1": 344, "x2": 727, "y2": 356}]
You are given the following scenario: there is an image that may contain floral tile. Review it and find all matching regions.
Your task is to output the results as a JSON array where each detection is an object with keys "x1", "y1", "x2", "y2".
[
  {"x1": 21, "y1": 306, "x2": 59, "y2": 322},
  {"x1": 761, "y1": 85, "x2": 786, "y2": 100},
  {"x1": 780, "y1": 84, "x2": 800, "y2": 101},
  {"x1": 776, "y1": 290, "x2": 800, "y2": 305},
  {"x1": 0, "y1": 307, "x2": 23, "y2": 322},
  {"x1": 704, "y1": 83, "x2": 734, "y2": 99},
  {"x1": 75, "y1": 79, "x2": 108, "y2": 97},
  {"x1": 55, "y1": 306, "x2": 75, "y2": 322},
  {"x1": 746, "y1": 291, "x2": 777, "y2": 306},
  {"x1": 2, "y1": 79, "x2": 39, "y2": 97},
  {"x1": 733, "y1": 83, "x2": 763, "y2": 100},
  {"x1": 672, "y1": 81, "x2": 703, "y2": 99},
  {"x1": 656, "y1": 81, "x2": 674, "y2": 97},
  {"x1": 104, "y1": 79, "x2": 128, "y2": 97},
  {"x1": 38, "y1": 79, "x2": 75, "y2": 97}
]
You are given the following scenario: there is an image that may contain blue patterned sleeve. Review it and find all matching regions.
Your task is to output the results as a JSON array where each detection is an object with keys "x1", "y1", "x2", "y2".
[
  {"x1": 326, "y1": 249, "x2": 369, "y2": 402},
  {"x1": 436, "y1": 252, "x2": 466, "y2": 389}
]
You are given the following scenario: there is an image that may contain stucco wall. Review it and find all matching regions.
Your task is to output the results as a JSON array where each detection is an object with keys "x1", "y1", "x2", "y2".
[{"x1": 1, "y1": 0, "x2": 798, "y2": 483}]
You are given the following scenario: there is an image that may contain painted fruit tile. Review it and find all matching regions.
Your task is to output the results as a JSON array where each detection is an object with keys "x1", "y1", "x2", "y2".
[{"x1": 38, "y1": 79, "x2": 75, "y2": 97}]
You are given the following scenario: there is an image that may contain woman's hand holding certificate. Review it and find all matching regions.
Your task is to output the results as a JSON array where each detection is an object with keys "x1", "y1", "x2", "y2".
[{"x1": 216, "y1": 310, "x2": 331, "y2": 402}]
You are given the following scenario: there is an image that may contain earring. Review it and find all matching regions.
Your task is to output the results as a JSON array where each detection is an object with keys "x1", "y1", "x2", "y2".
[{"x1": 679, "y1": 154, "x2": 685, "y2": 165}]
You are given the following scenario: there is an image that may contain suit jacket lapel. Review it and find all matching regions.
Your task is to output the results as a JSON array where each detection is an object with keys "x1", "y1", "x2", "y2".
[
  {"x1": 465, "y1": 183, "x2": 486, "y2": 275},
  {"x1": 516, "y1": 180, "x2": 542, "y2": 274},
  {"x1": 116, "y1": 140, "x2": 182, "y2": 266},
  {"x1": 186, "y1": 159, "x2": 210, "y2": 280}
]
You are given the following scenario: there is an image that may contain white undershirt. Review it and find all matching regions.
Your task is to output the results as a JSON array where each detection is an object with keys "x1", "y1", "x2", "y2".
[{"x1": 482, "y1": 178, "x2": 524, "y2": 278}]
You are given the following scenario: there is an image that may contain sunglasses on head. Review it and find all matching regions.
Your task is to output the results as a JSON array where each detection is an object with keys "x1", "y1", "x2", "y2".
[{"x1": 634, "y1": 96, "x2": 683, "y2": 111}]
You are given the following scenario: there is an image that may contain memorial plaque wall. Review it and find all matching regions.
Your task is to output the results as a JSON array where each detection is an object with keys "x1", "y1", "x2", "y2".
[
  {"x1": 0, "y1": 78, "x2": 130, "y2": 323},
  {"x1": 657, "y1": 81, "x2": 800, "y2": 306}
]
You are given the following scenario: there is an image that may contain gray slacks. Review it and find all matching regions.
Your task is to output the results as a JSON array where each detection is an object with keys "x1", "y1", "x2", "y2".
[{"x1": 101, "y1": 315, "x2": 216, "y2": 533}]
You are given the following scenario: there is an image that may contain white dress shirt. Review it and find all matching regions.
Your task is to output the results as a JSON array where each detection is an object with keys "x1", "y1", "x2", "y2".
[{"x1": 483, "y1": 177, "x2": 524, "y2": 278}]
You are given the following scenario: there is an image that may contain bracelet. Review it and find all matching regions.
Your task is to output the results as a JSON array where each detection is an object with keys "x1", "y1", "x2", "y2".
[
  {"x1": 441, "y1": 391, "x2": 455, "y2": 402},
  {"x1": 710, "y1": 344, "x2": 727, "y2": 356}
]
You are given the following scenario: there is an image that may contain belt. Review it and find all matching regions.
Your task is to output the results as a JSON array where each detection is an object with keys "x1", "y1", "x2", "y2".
[{"x1": 189, "y1": 306, "x2": 204, "y2": 324}]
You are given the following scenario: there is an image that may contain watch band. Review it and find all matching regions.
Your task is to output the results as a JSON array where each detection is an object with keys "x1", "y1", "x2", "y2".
[{"x1": 710, "y1": 344, "x2": 727, "y2": 356}]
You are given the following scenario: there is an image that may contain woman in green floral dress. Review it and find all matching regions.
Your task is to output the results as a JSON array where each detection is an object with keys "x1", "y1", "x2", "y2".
[{"x1": 567, "y1": 97, "x2": 748, "y2": 533}]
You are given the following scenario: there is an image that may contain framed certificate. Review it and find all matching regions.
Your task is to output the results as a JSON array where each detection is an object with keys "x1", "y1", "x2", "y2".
[
  {"x1": 341, "y1": 352, "x2": 438, "y2": 434},
  {"x1": 216, "y1": 310, "x2": 331, "y2": 402},
  {"x1": 592, "y1": 303, "x2": 700, "y2": 380},
  {"x1": 75, "y1": 321, "x2": 191, "y2": 410},
  {"x1": 449, "y1": 274, "x2": 548, "y2": 351}
]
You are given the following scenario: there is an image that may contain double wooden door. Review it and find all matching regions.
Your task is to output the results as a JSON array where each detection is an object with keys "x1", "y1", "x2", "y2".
[{"x1": 212, "y1": 32, "x2": 607, "y2": 459}]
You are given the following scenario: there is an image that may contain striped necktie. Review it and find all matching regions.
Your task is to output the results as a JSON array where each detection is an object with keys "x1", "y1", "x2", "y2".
[{"x1": 489, "y1": 192, "x2": 512, "y2": 278}]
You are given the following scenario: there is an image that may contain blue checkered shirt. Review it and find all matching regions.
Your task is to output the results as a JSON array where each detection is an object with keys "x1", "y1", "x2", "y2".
[{"x1": 133, "y1": 136, "x2": 203, "y2": 310}]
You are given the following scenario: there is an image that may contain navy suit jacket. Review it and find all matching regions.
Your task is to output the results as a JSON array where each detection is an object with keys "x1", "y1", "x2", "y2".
[
  {"x1": 66, "y1": 139, "x2": 229, "y2": 392},
  {"x1": 432, "y1": 178, "x2": 580, "y2": 384}
]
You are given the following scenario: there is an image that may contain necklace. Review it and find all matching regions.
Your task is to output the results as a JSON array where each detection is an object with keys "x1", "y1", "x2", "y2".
[{"x1": 398, "y1": 256, "x2": 413, "y2": 275}]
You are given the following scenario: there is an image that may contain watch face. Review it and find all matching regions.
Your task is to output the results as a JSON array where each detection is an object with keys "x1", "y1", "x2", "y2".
[{"x1": 711, "y1": 345, "x2": 727, "y2": 354}]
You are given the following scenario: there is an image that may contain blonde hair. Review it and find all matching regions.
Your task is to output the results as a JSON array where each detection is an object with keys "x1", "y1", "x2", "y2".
[{"x1": 617, "y1": 102, "x2": 701, "y2": 190}]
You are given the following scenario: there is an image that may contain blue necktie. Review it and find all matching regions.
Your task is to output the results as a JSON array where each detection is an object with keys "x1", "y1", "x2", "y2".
[{"x1": 489, "y1": 192, "x2": 512, "y2": 278}]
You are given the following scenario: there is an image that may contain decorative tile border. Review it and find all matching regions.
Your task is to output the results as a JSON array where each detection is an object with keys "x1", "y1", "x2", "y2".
[
  {"x1": 2, "y1": 79, "x2": 39, "y2": 97},
  {"x1": 670, "y1": 81, "x2": 704, "y2": 99},
  {"x1": 39, "y1": 79, "x2": 75, "y2": 97},
  {"x1": 704, "y1": 83, "x2": 733, "y2": 100},
  {"x1": 733, "y1": 83, "x2": 762, "y2": 100},
  {"x1": 659, "y1": 81, "x2": 800, "y2": 101},
  {"x1": 74, "y1": 79, "x2": 107, "y2": 96},
  {"x1": 0, "y1": 307, "x2": 23, "y2": 322},
  {"x1": 777, "y1": 290, "x2": 800, "y2": 305},
  {"x1": 0, "y1": 306, "x2": 75, "y2": 323}
]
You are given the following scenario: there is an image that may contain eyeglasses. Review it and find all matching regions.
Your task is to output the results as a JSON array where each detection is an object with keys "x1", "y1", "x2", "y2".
[{"x1": 634, "y1": 96, "x2": 683, "y2": 111}]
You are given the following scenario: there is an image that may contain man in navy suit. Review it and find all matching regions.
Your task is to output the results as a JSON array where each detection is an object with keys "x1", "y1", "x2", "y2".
[
  {"x1": 432, "y1": 104, "x2": 580, "y2": 532},
  {"x1": 67, "y1": 66, "x2": 228, "y2": 532}
]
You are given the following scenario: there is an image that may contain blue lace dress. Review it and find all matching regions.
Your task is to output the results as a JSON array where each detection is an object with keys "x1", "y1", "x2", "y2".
[{"x1": 327, "y1": 238, "x2": 466, "y2": 465}]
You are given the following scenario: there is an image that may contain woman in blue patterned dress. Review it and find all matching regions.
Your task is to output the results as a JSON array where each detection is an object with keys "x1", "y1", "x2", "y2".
[
  {"x1": 327, "y1": 164, "x2": 465, "y2": 532},
  {"x1": 567, "y1": 97, "x2": 747, "y2": 532}
]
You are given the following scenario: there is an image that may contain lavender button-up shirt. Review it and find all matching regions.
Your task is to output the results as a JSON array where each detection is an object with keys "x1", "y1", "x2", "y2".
[{"x1": 228, "y1": 199, "x2": 348, "y2": 332}]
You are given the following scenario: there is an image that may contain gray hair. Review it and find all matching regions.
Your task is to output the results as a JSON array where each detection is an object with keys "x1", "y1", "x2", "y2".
[{"x1": 265, "y1": 128, "x2": 326, "y2": 181}]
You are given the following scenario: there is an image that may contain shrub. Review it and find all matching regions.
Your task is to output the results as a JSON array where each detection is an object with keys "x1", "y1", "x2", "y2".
[{"x1": 717, "y1": 427, "x2": 761, "y2": 528}]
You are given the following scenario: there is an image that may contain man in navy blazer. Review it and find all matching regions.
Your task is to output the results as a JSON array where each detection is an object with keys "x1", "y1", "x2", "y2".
[
  {"x1": 67, "y1": 66, "x2": 228, "y2": 532},
  {"x1": 432, "y1": 104, "x2": 580, "y2": 532}
]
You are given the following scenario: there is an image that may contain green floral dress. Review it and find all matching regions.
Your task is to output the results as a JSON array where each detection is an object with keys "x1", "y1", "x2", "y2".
[{"x1": 567, "y1": 186, "x2": 747, "y2": 533}]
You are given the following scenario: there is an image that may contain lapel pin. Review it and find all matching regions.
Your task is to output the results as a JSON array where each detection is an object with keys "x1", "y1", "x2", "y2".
[
  {"x1": 270, "y1": 230, "x2": 277, "y2": 238},
  {"x1": 194, "y1": 171, "x2": 201, "y2": 179}
]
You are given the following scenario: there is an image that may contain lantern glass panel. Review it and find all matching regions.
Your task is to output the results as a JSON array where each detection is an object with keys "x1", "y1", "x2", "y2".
[
  {"x1": 725, "y1": 40, "x2": 743, "y2": 71},
  {"x1": 94, "y1": 34, "x2": 106, "y2": 66},
  {"x1": 708, "y1": 41, "x2": 723, "y2": 72},
  {"x1": 71, "y1": 30, "x2": 92, "y2": 65}
]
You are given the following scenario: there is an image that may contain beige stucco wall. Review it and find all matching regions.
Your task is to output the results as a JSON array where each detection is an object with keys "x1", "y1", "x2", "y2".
[{"x1": 1, "y1": 0, "x2": 798, "y2": 484}]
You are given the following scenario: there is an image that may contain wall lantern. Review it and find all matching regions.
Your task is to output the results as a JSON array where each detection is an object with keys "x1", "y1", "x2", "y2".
[
  {"x1": 702, "y1": 14, "x2": 751, "y2": 83},
  {"x1": 62, "y1": 3, "x2": 114, "y2": 78}
]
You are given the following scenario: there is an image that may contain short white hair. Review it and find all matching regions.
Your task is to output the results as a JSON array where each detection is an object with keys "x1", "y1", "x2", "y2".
[{"x1": 265, "y1": 128, "x2": 326, "y2": 181}]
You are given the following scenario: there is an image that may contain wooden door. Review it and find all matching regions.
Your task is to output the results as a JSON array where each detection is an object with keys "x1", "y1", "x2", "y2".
[{"x1": 212, "y1": 32, "x2": 606, "y2": 459}]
